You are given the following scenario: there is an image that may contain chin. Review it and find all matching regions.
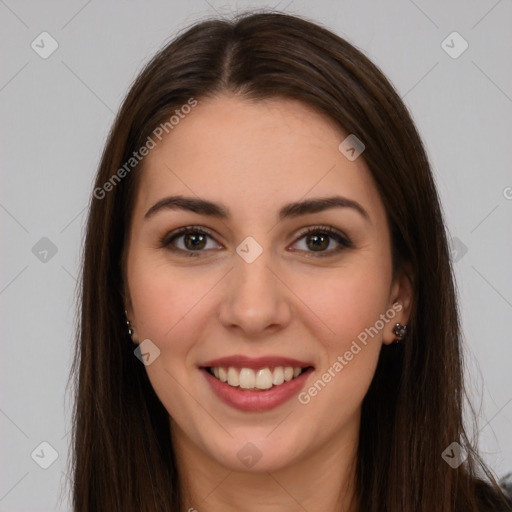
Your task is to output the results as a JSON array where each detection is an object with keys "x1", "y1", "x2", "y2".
[{"x1": 201, "y1": 431, "x2": 307, "y2": 473}]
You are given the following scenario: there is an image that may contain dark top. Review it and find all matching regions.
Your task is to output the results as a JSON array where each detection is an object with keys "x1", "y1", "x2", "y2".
[
  {"x1": 480, "y1": 473, "x2": 512, "y2": 511},
  {"x1": 499, "y1": 473, "x2": 512, "y2": 510}
]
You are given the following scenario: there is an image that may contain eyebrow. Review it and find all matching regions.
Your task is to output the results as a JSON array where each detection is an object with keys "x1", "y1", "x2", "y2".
[{"x1": 144, "y1": 195, "x2": 370, "y2": 222}]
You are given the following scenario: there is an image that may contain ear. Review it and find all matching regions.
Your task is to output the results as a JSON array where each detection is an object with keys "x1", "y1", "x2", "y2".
[{"x1": 382, "y1": 263, "x2": 414, "y2": 345}]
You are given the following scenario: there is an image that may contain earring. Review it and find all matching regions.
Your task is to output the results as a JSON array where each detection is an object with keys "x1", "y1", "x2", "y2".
[
  {"x1": 393, "y1": 323, "x2": 408, "y2": 343},
  {"x1": 125, "y1": 310, "x2": 134, "y2": 338}
]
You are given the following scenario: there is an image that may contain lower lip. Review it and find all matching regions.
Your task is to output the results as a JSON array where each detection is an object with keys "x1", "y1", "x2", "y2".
[{"x1": 201, "y1": 368, "x2": 313, "y2": 412}]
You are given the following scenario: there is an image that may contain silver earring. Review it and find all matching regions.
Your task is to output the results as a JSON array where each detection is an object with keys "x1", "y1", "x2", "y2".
[
  {"x1": 125, "y1": 310, "x2": 133, "y2": 337},
  {"x1": 393, "y1": 323, "x2": 408, "y2": 343}
]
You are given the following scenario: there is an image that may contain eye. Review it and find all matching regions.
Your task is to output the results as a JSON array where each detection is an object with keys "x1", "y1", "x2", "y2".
[
  {"x1": 290, "y1": 225, "x2": 353, "y2": 257},
  {"x1": 160, "y1": 226, "x2": 221, "y2": 257},
  {"x1": 160, "y1": 225, "x2": 352, "y2": 258}
]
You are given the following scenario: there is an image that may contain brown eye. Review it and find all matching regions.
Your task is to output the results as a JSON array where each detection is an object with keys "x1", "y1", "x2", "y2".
[
  {"x1": 182, "y1": 232, "x2": 207, "y2": 250},
  {"x1": 291, "y1": 226, "x2": 352, "y2": 257},
  {"x1": 160, "y1": 225, "x2": 352, "y2": 258},
  {"x1": 161, "y1": 227, "x2": 221, "y2": 257},
  {"x1": 305, "y1": 232, "x2": 330, "y2": 251}
]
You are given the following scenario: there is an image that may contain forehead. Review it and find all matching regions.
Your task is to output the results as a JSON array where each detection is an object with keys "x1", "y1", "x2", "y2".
[{"x1": 135, "y1": 94, "x2": 385, "y2": 223}]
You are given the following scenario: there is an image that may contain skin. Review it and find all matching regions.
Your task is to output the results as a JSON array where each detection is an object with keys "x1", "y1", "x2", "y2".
[{"x1": 124, "y1": 93, "x2": 413, "y2": 512}]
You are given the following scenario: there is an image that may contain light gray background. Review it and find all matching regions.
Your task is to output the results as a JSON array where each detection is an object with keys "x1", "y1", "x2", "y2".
[{"x1": 1, "y1": 0, "x2": 511, "y2": 510}]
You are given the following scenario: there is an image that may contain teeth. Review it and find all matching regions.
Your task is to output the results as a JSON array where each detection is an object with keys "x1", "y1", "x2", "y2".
[
  {"x1": 227, "y1": 367, "x2": 239, "y2": 386},
  {"x1": 272, "y1": 366, "x2": 284, "y2": 385},
  {"x1": 255, "y1": 368, "x2": 273, "y2": 390},
  {"x1": 239, "y1": 368, "x2": 256, "y2": 389},
  {"x1": 210, "y1": 365, "x2": 305, "y2": 390}
]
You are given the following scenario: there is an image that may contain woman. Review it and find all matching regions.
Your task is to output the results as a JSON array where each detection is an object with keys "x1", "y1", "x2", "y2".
[{"x1": 69, "y1": 11, "x2": 512, "y2": 512}]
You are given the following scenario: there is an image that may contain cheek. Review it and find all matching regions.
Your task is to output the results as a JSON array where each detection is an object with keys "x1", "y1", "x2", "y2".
[
  {"x1": 127, "y1": 258, "x2": 211, "y2": 418},
  {"x1": 129, "y1": 265, "x2": 179, "y2": 340},
  {"x1": 296, "y1": 261, "x2": 391, "y2": 348},
  {"x1": 292, "y1": 258, "x2": 392, "y2": 407},
  {"x1": 127, "y1": 254, "x2": 220, "y2": 359},
  {"x1": 293, "y1": 268, "x2": 390, "y2": 428}
]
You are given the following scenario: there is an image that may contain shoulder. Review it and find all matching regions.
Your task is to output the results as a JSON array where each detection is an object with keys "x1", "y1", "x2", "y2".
[
  {"x1": 500, "y1": 473, "x2": 512, "y2": 508},
  {"x1": 474, "y1": 473, "x2": 512, "y2": 512}
]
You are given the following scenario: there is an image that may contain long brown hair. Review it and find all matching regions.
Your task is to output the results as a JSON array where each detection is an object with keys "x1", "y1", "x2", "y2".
[{"x1": 68, "y1": 10, "x2": 512, "y2": 511}]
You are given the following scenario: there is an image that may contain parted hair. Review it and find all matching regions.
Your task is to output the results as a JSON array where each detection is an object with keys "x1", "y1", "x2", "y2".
[{"x1": 68, "y1": 10, "x2": 512, "y2": 512}]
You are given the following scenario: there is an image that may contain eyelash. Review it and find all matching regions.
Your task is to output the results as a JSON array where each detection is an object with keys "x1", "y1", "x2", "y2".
[{"x1": 159, "y1": 225, "x2": 353, "y2": 258}]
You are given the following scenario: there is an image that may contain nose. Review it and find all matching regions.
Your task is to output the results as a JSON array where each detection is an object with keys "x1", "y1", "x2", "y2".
[{"x1": 218, "y1": 247, "x2": 292, "y2": 338}]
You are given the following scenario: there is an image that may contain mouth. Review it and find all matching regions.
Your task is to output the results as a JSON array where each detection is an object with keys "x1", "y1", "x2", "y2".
[
  {"x1": 205, "y1": 365, "x2": 313, "y2": 391},
  {"x1": 199, "y1": 356, "x2": 315, "y2": 411}
]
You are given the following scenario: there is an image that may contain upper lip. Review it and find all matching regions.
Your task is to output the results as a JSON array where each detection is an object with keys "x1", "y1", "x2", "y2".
[{"x1": 201, "y1": 355, "x2": 314, "y2": 370}]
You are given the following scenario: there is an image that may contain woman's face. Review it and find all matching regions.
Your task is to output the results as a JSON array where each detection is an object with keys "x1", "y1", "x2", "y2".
[{"x1": 125, "y1": 94, "x2": 412, "y2": 473}]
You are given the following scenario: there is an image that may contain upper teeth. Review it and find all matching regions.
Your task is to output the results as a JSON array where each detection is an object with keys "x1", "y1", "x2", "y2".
[{"x1": 211, "y1": 366, "x2": 303, "y2": 390}]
